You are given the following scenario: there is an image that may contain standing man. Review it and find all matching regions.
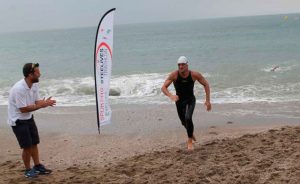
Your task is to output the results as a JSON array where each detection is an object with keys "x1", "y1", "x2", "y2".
[
  {"x1": 8, "y1": 63, "x2": 56, "y2": 178},
  {"x1": 161, "y1": 56, "x2": 211, "y2": 150}
]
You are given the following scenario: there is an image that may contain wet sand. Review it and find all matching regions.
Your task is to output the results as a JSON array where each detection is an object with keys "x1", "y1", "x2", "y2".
[{"x1": 0, "y1": 104, "x2": 299, "y2": 183}]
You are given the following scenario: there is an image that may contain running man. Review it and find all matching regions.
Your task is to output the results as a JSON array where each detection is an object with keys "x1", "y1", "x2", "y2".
[
  {"x1": 161, "y1": 56, "x2": 211, "y2": 150},
  {"x1": 8, "y1": 63, "x2": 56, "y2": 178}
]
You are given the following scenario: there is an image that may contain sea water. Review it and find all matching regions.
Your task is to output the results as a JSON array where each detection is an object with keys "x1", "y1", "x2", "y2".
[{"x1": 0, "y1": 13, "x2": 300, "y2": 107}]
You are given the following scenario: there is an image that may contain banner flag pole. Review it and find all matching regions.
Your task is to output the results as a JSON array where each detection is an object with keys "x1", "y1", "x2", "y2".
[{"x1": 94, "y1": 8, "x2": 116, "y2": 134}]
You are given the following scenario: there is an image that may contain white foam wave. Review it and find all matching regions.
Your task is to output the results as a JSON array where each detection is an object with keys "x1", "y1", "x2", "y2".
[
  {"x1": 0, "y1": 87, "x2": 10, "y2": 105},
  {"x1": 212, "y1": 82, "x2": 300, "y2": 104},
  {"x1": 0, "y1": 73, "x2": 299, "y2": 106},
  {"x1": 38, "y1": 73, "x2": 172, "y2": 106},
  {"x1": 111, "y1": 73, "x2": 165, "y2": 97}
]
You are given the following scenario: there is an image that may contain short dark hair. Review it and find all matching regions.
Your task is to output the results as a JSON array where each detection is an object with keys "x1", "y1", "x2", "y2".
[{"x1": 23, "y1": 63, "x2": 39, "y2": 77}]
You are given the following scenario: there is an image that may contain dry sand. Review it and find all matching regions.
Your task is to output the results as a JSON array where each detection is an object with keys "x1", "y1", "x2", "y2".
[{"x1": 0, "y1": 104, "x2": 299, "y2": 183}]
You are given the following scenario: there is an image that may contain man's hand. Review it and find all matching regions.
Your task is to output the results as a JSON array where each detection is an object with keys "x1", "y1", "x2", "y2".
[
  {"x1": 37, "y1": 97, "x2": 56, "y2": 108},
  {"x1": 169, "y1": 95, "x2": 179, "y2": 102},
  {"x1": 204, "y1": 101, "x2": 211, "y2": 111},
  {"x1": 45, "y1": 96, "x2": 56, "y2": 107}
]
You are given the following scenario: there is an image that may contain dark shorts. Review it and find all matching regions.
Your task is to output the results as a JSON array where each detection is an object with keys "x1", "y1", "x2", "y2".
[
  {"x1": 175, "y1": 96, "x2": 196, "y2": 124},
  {"x1": 12, "y1": 117, "x2": 40, "y2": 149}
]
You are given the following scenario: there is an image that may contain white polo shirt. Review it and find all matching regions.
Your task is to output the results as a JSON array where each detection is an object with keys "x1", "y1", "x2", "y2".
[{"x1": 7, "y1": 79, "x2": 40, "y2": 126}]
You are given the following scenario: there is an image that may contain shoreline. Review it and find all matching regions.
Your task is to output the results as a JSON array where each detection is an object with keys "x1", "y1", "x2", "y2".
[{"x1": 1, "y1": 102, "x2": 300, "y2": 134}]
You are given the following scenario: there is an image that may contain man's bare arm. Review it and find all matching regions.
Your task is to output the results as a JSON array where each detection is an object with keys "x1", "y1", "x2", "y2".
[
  {"x1": 161, "y1": 71, "x2": 179, "y2": 102},
  {"x1": 19, "y1": 97, "x2": 56, "y2": 113},
  {"x1": 192, "y1": 71, "x2": 211, "y2": 111}
]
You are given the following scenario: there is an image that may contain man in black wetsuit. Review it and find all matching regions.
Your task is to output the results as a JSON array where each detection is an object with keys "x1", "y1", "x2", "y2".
[{"x1": 161, "y1": 56, "x2": 211, "y2": 150}]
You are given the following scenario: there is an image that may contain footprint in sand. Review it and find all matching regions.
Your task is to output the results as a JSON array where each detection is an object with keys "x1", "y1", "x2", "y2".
[{"x1": 0, "y1": 160, "x2": 12, "y2": 167}]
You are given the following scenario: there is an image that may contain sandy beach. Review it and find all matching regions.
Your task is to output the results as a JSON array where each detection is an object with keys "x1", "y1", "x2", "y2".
[{"x1": 0, "y1": 103, "x2": 299, "y2": 183}]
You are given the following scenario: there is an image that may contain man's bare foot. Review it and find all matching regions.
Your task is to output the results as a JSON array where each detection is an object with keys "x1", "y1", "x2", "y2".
[
  {"x1": 187, "y1": 138, "x2": 193, "y2": 151},
  {"x1": 192, "y1": 134, "x2": 196, "y2": 142}
]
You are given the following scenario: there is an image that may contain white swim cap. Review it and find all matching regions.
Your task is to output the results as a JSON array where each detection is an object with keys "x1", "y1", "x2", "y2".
[{"x1": 177, "y1": 56, "x2": 188, "y2": 64}]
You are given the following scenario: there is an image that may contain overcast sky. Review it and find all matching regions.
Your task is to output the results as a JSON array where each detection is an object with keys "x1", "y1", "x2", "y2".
[{"x1": 1, "y1": 0, "x2": 300, "y2": 33}]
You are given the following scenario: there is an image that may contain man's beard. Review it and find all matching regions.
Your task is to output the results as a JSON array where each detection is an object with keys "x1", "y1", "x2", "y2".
[{"x1": 32, "y1": 78, "x2": 39, "y2": 83}]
